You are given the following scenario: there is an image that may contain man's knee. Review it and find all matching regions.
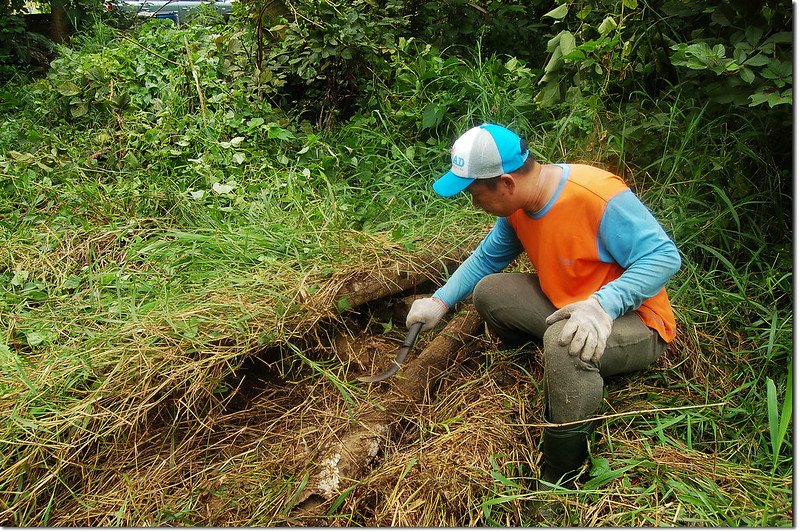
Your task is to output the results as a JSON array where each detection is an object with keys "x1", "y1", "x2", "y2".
[
  {"x1": 473, "y1": 274, "x2": 506, "y2": 316},
  {"x1": 543, "y1": 320, "x2": 565, "y2": 352},
  {"x1": 543, "y1": 321, "x2": 600, "y2": 374}
]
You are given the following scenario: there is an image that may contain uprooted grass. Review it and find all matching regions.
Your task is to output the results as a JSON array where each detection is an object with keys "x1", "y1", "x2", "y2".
[
  {"x1": 1, "y1": 227, "x2": 792, "y2": 527},
  {"x1": 0, "y1": 216, "x2": 481, "y2": 525},
  {"x1": 8, "y1": 329, "x2": 787, "y2": 527}
]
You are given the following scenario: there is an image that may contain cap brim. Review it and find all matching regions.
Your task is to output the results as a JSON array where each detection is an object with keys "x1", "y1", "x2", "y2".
[{"x1": 433, "y1": 171, "x2": 474, "y2": 197}]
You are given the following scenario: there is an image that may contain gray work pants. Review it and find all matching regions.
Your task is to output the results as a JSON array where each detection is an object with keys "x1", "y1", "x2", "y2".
[{"x1": 473, "y1": 273, "x2": 668, "y2": 424}]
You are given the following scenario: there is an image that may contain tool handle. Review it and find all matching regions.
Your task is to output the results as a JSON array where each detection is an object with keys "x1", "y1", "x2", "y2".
[
  {"x1": 355, "y1": 322, "x2": 424, "y2": 383},
  {"x1": 403, "y1": 321, "x2": 423, "y2": 348}
]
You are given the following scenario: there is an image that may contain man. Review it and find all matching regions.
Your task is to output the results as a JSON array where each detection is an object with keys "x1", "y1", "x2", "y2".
[{"x1": 406, "y1": 123, "x2": 681, "y2": 486}]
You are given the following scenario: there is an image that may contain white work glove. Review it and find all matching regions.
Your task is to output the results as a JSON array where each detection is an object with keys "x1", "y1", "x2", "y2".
[
  {"x1": 545, "y1": 296, "x2": 613, "y2": 365},
  {"x1": 406, "y1": 297, "x2": 449, "y2": 332}
]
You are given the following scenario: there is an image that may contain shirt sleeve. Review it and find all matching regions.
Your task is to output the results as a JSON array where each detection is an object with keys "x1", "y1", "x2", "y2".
[
  {"x1": 593, "y1": 190, "x2": 681, "y2": 319},
  {"x1": 433, "y1": 217, "x2": 524, "y2": 308}
]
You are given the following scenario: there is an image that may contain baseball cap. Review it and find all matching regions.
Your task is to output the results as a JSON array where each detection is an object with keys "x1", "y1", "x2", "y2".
[{"x1": 433, "y1": 124, "x2": 529, "y2": 197}]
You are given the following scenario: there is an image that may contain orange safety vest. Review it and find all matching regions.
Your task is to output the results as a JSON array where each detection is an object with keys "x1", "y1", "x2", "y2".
[{"x1": 507, "y1": 164, "x2": 676, "y2": 342}]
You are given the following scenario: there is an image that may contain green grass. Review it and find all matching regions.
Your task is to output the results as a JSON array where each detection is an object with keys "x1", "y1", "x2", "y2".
[{"x1": 0, "y1": 17, "x2": 792, "y2": 527}]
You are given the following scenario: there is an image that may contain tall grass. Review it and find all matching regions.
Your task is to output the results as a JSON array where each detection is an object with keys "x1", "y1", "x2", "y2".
[{"x1": 0, "y1": 19, "x2": 792, "y2": 526}]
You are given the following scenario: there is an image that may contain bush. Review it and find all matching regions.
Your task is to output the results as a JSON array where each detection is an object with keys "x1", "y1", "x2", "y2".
[
  {"x1": 244, "y1": 0, "x2": 408, "y2": 127},
  {"x1": 534, "y1": 0, "x2": 791, "y2": 109}
]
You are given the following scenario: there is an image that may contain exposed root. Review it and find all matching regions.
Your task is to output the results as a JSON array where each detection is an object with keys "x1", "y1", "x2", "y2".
[
  {"x1": 294, "y1": 306, "x2": 484, "y2": 508},
  {"x1": 392, "y1": 309, "x2": 484, "y2": 405}
]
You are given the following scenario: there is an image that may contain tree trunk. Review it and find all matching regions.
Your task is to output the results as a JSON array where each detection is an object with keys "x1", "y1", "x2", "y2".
[{"x1": 50, "y1": 0, "x2": 70, "y2": 43}]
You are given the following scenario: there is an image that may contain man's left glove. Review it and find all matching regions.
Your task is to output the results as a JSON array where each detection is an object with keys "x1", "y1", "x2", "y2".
[{"x1": 545, "y1": 296, "x2": 613, "y2": 365}]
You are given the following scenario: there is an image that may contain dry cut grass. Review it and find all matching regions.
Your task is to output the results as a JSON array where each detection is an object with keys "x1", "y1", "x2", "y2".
[{"x1": 0, "y1": 230, "x2": 791, "y2": 527}]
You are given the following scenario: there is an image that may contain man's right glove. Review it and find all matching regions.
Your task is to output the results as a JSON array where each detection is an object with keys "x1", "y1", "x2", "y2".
[{"x1": 406, "y1": 297, "x2": 449, "y2": 331}]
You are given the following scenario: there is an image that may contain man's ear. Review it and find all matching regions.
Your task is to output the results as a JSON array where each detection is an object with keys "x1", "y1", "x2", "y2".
[{"x1": 500, "y1": 174, "x2": 516, "y2": 193}]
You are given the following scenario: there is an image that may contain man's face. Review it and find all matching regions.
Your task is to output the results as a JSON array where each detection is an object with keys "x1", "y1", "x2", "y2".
[{"x1": 466, "y1": 178, "x2": 517, "y2": 217}]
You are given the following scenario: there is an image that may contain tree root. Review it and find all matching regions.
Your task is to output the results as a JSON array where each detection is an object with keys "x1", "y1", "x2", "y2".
[{"x1": 294, "y1": 306, "x2": 484, "y2": 510}]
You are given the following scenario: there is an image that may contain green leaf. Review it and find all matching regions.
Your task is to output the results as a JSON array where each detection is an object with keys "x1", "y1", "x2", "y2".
[
  {"x1": 0, "y1": 343, "x2": 14, "y2": 364},
  {"x1": 739, "y1": 67, "x2": 755, "y2": 84},
  {"x1": 745, "y1": 26, "x2": 763, "y2": 47},
  {"x1": 543, "y1": 46, "x2": 564, "y2": 74},
  {"x1": 559, "y1": 31, "x2": 576, "y2": 55},
  {"x1": 70, "y1": 101, "x2": 89, "y2": 118},
  {"x1": 267, "y1": 124, "x2": 295, "y2": 140},
  {"x1": 328, "y1": 479, "x2": 363, "y2": 513},
  {"x1": 247, "y1": 117, "x2": 265, "y2": 129},
  {"x1": 543, "y1": 4, "x2": 568, "y2": 20},
  {"x1": 111, "y1": 92, "x2": 130, "y2": 109},
  {"x1": 744, "y1": 54, "x2": 770, "y2": 67},
  {"x1": 123, "y1": 152, "x2": 140, "y2": 169},
  {"x1": 11, "y1": 269, "x2": 29, "y2": 287},
  {"x1": 489, "y1": 469, "x2": 521, "y2": 488},
  {"x1": 685, "y1": 58, "x2": 708, "y2": 70},
  {"x1": 537, "y1": 79, "x2": 561, "y2": 107},
  {"x1": 56, "y1": 81, "x2": 82, "y2": 97},
  {"x1": 766, "y1": 377, "x2": 779, "y2": 462},
  {"x1": 583, "y1": 461, "x2": 639, "y2": 491},
  {"x1": 749, "y1": 91, "x2": 771, "y2": 106},
  {"x1": 212, "y1": 182, "x2": 235, "y2": 194},
  {"x1": 598, "y1": 16, "x2": 617, "y2": 37},
  {"x1": 421, "y1": 102, "x2": 444, "y2": 129},
  {"x1": 546, "y1": 31, "x2": 565, "y2": 52},
  {"x1": 763, "y1": 60, "x2": 792, "y2": 80},
  {"x1": 589, "y1": 456, "x2": 610, "y2": 476},
  {"x1": 710, "y1": 11, "x2": 730, "y2": 26},
  {"x1": 576, "y1": 4, "x2": 592, "y2": 19},
  {"x1": 622, "y1": 0, "x2": 637, "y2": 9},
  {"x1": 25, "y1": 330, "x2": 47, "y2": 346},
  {"x1": 63, "y1": 276, "x2": 82, "y2": 290},
  {"x1": 777, "y1": 363, "x2": 793, "y2": 465},
  {"x1": 563, "y1": 48, "x2": 586, "y2": 61},
  {"x1": 759, "y1": 91, "x2": 791, "y2": 107},
  {"x1": 764, "y1": 31, "x2": 792, "y2": 44},
  {"x1": 336, "y1": 297, "x2": 352, "y2": 311}
]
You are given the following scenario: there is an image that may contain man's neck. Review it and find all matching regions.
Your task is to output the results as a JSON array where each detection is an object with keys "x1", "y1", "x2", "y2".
[{"x1": 523, "y1": 162, "x2": 561, "y2": 213}]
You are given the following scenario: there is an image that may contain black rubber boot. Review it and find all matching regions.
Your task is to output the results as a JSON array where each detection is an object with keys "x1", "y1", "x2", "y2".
[{"x1": 539, "y1": 420, "x2": 594, "y2": 487}]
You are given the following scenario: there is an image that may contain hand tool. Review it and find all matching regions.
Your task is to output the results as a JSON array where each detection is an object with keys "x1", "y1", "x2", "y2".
[{"x1": 356, "y1": 322, "x2": 423, "y2": 383}]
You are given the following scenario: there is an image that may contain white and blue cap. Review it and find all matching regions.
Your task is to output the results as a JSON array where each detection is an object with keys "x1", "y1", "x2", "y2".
[{"x1": 433, "y1": 123, "x2": 529, "y2": 197}]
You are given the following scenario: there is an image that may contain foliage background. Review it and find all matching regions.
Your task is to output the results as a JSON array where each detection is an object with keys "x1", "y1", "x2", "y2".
[{"x1": 0, "y1": 0, "x2": 793, "y2": 526}]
